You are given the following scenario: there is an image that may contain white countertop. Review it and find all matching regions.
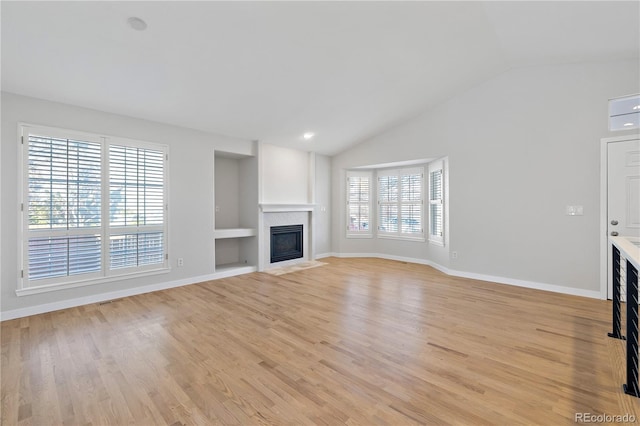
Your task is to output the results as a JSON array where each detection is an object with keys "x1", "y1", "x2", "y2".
[{"x1": 610, "y1": 236, "x2": 640, "y2": 270}]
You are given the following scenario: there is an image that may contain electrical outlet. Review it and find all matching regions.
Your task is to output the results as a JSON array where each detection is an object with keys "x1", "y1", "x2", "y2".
[
  {"x1": 177, "y1": 258, "x2": 184, "y2": 267},
  {"x1": 451, "y1": 251, "x2": 458, "y2": 259}
]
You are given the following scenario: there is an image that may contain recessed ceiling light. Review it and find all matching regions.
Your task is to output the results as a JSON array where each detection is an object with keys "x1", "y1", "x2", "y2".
[
  {"x1": 303, "y1": 132, "x2": 315, "y2": 140},
  {"x1": 633, "y1": 105, "x2": 640, "y2": 110},
  {"x1": 623, "y1": 122, "x2": 634, "y2": 127},
  {"x1": 127, "y1": 17, "x2": 147, "y2": 31}
]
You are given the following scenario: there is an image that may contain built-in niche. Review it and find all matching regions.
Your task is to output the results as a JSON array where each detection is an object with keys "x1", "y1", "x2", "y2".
[{"x1": 213, "y1": 151, "x2": 258, "y2": 274}]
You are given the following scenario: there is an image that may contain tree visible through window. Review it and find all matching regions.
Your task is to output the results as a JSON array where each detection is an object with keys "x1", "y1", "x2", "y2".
[{"x1": 27, "y1": 135, "x2": 103, "y2": 280}]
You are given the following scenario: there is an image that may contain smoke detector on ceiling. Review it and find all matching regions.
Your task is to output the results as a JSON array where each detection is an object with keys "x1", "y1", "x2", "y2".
[{"x1": 127, "y1": 17, "x2": 147, "y2": 31}]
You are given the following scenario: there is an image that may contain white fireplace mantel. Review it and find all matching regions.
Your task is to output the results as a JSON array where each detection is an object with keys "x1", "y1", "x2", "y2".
[{"x1": 259, "y1": 203, "x2": 316, "y2": 213}]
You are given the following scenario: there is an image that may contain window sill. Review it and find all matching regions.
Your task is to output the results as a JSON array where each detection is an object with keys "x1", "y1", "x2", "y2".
[
  {"x1": 346, "y1": 234, "x2": 373, "y2": 239},
  {"x1": 16, "y1": 267, "x2": 171, "y2": 297},
  {"x1": 429, "y1": 239, "x2": 445, "y2": 247},
  {"x1": 378, "y1": 234, "x2": 425, "y2": 243}
]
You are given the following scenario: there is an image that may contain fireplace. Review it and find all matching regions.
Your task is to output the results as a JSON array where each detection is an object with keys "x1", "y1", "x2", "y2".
[{"x1": 270, "y1": 225, "x2": 303, "y2": 263}]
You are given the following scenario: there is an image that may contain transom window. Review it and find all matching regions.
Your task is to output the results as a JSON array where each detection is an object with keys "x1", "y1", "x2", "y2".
[
  {"x1": 609, "y1": 94, "x2": 640, "y2": 131},
  {"x1": 20, "y1": 124, "x2": 169, "y2": 293}
]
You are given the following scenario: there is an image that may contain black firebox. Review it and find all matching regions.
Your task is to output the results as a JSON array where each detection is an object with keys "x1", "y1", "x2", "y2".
[{"x1": 270, "y1": 225, "x2": 303, "y2": 263}]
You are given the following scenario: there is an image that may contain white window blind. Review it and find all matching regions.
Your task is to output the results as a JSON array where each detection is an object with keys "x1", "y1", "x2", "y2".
[
  {"x1": 377, "y1": 167, "x2": 424, "y2": 240},
  {"x1": 346, "y1": 171, "x2": 372, "y2": 237},
  {"x1": 26, "y1": 133, "x2": 103, "y2": 281},
  {"x1": 109, "y1": 145, "x2": 165, "y2": 270},
  {"x1": 21, "y1": 124, "x2": 168, "y2": 291},
  {"x1": 401, "y1": 173, "x2": 422, "y2": 234},
  {"x1": 429, "y1": 161, "x2": 444, "y2": 245},
  {"x1": 378, "y1": 174, "x2": 398, "y2": 233}
]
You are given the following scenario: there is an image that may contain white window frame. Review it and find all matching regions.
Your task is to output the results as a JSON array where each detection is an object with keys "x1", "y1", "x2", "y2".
[
  {"x1": 377, "y1": 167, "x2": 425, "y2": 242},
  {"x1": 346, "y1": 170, "x2": 373, "y2": 238},
  {"x1": 18, "y1": 123, "x2": 170, "y2": 296},
  {"x1": 428, "y1": 160, "x2": 445, "y2": 246}
]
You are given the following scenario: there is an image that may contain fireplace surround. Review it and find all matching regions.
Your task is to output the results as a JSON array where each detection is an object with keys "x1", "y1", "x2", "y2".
[{"x1": 259, "y1": 204, "x2": 314, "y2": 271}]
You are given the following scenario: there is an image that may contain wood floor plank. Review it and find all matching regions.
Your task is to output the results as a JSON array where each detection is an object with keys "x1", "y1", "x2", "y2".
[{"x1": 2, "y1": 257, "x2": 638, "y2": 425}]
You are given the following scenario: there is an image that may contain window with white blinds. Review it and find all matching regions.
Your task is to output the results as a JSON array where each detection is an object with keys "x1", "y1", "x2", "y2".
[
  {"x1": 109, "y1": 145, "x2": 165, "y2": 269},
  {"x1": 27, "y1": 134, "x2": 103, "y2": 281},
  {"x1": 346, "y1": 171, "x2": 372, "y2": 237},
  {"x1": 428, "y1": 161, "x2": 444, "y2": 245},
  {"x1": 377, "y1": 167, "x2": 424, "y2": 240},
  {"x1": 20, "y1": 124, "x2": 169, "y2": 292}
]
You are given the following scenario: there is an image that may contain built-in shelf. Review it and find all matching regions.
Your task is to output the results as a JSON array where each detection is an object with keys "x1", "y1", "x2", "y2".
[
  {"x1": 214, "y1": 228, "x2": 257, "y2": 239},
  {"x1": 214, "y1": 150, "x2": 258, "y2": 275},
  {"x1": 214, "y1": 263, "x2": 257, "y2": 277}
]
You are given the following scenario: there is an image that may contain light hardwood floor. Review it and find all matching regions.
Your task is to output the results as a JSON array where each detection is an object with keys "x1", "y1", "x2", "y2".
[{"x1": 1, "y1": 257, "x2": 638, "y2": 425}]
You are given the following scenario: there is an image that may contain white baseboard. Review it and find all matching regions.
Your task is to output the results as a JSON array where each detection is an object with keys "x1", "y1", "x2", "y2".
[
  {"x1": 0, "y1": 267, "x2": 255, "y2": 321},
  {"x1": 331, "y1": 252, "x2": 602, "y2": 299},
  {"x1": 332, "y1": 252, "x2": 376, "y2": 258},
  {"x1": 333, "y1": 252, "x2": 442, "y2": 273},
  {"x1": 446, "y1": 268, "x2": 601, "y2": 299},
  {"x1": 315, "y1": 252, "x2": 336, "y2": 259}
]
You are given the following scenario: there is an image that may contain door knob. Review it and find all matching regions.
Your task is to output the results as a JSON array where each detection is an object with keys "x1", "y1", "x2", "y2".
[
  {"x1": 611, "y1": 231, "x2": 619, "y2": 236},
  {"x1": 611, "y1": 220, "x2": 619, "y2": 226}
]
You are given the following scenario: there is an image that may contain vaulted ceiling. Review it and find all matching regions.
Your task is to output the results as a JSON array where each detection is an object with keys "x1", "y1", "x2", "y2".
[{"x1": 2, "y1": 1, "x2": 638, "y2": 155}]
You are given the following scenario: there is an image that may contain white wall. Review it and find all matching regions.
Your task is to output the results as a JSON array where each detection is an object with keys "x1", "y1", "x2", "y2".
[
  {"x1": 261, "y1": 144, "x2": 311, "y2": 204},
  {"x1": 1, "y1": 92, "x2": 253, "y2": 315},
  {"x1": 214, "y1": 156, "x2": 241, "y2": 229},
  {"x1": 332, "y1": 59, "x2": 640, "y2": 293},
  {"x1": 314, "y1": 154, "x2": 332, "y2": 256},
  {"x1": 213, "y1": 156, "x2": 241, "y2": 266},
  {"x1": 239, "y1": 155, "x2": 259, "y2": 267}
]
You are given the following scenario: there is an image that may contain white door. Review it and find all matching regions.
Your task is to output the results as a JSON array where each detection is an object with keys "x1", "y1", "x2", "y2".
[{"x1": 607, "y1": 138, "x2": 640, "y2": 298}]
